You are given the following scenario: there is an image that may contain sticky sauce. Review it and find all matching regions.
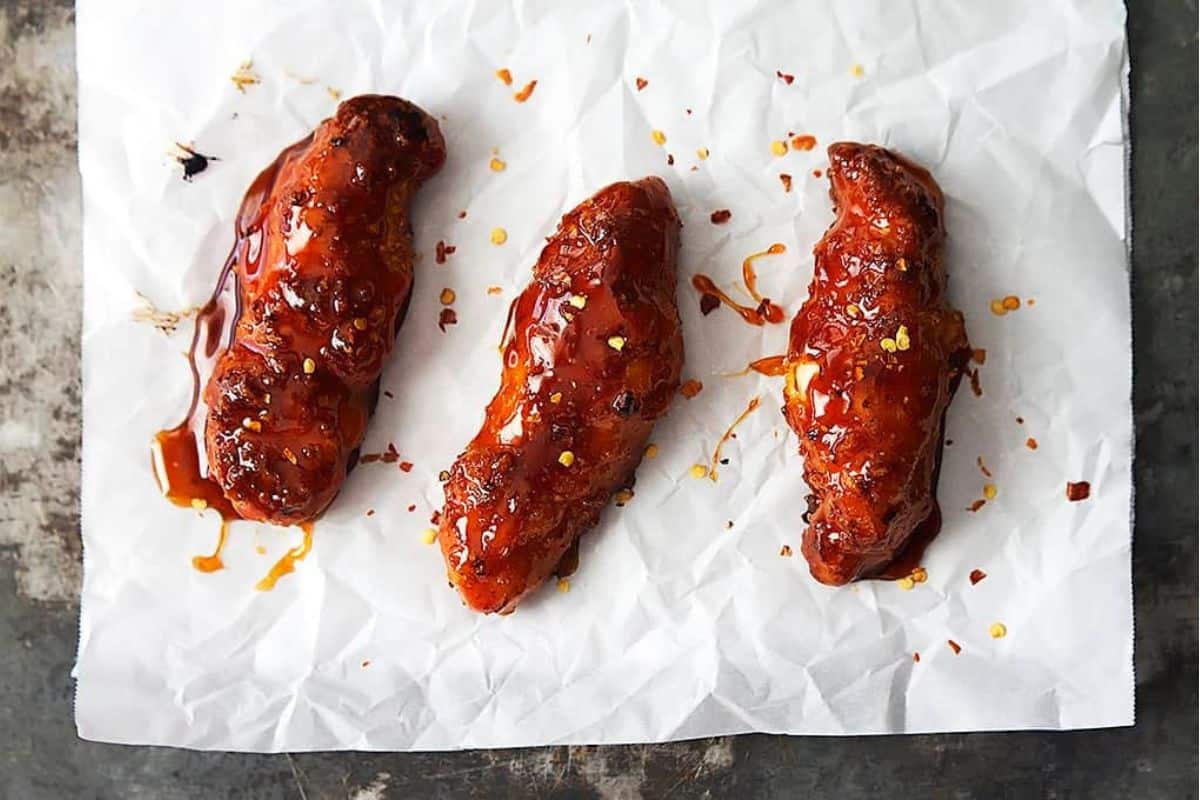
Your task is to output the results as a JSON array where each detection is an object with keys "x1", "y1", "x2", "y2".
[
  {"x1": 749, "y1": 354, "x2": 788, "y2": 377},
  {"x1": 255, "y1": 522, "x2": 315, "y2": 591},
  {"x1": 192, "y1": 520, "x2": 230, "y2": 573},
  {"x1": 709, "y1": 395, "x2": 761, "y2": 481},
  {"x1": 692, "y1": 244, "x2": 787, "y2": 326},
  {"x1": 741, "y1": 243, "x2": 787, "y2": 309}
]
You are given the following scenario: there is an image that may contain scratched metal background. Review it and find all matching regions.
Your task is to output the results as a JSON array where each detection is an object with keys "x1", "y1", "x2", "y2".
[{"x1": 0, "y1": 2, "x2": 1195, "y2": 798}]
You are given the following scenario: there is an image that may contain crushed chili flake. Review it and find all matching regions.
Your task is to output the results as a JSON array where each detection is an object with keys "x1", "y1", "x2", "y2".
[
  {"x1": 779, "y1": 173, "x2": 793, "y2": 192},
  {"x1": 1027, "y1": 298, "x2": 1036, "y2": 306},
  {"x1": 666, "y1": 153, "x2": 675, "y2": 166},
  {"x1": 1026, "y1": 437, "x2": 1039, "y2": 450},
  {"x1": 779, "y1": 544, "x2": 793, "y2": 557},
  {"x1": 635, "y1": 76, "x2": 648, "y2": 91},
  {"x1": 699, "y1": 293, "x2": 720, "y2": 316},
  {"x1": 969, "y1": 569, "x2": 987, "y2": 585},
  {"x1": 680, "y1": 379, "x2": 703, "y2": 398},
  {"x1": 790, "y1": 134, "x2": 817, "y2": 151},
  {"x1": 487, "y1": 285, "x2": 503, "y2": 295},
  {"x1": 967, "y1": 499, "x2": 986, "y2": 512},
  {"x1": 968, "y1": 367, "x2": 983, "y2": 397},
  {"x1": 430, "y1": 509, "x2": 442, "y2": 525},
  {"x1": 990, "y1": 295, "x2": 1023, "y2": 316},
  {"x1": 913, "y1": 652, "x2": 921, "y2": 663},
  {"x1": 710, "y1": 209, "x2": 732, "y2": 225},
  {"x1": 360, "y1": 442, "x2": 401, "y2": 464},
  {"x1": 407, "y1": 504, "x2": 416, "y2": 512},
  {"x1": 230, "y1": 60, "x2": 260, "y2": 93},
  {"x1": 972, "y1": 348, "x2": 987, "y2": 364},
  {"x1": 366, "y1": 508, "x2": 375, "y2": 517},
  {"x1": 947, "y1": 639, "x2": 962, "y2": 655},
  {"x1": 438, "y1": 308, "x2": 458, "y2": 331},
  {"x1": 812, "y1": 169, "x2": 823, "y2": 178},
  {"x1": 976, "y1": 456, "x2": 992, "y2": 478},
  {"x1": 495, "y1": 68, "x2": 513, "y2": 86},
  {"x1": 435, "y1": 240, "x2": 457, "y2": 264},
  {"x1": 725, "y1": 520, "x2": 734, "y2": 529},
  {"x1": 776, "y1": 70, "x2": 795, "y2": 85},
  {"x1": 383, "y1": 390, "x2": 394, "y2": 398},
  {"x1": 399, "y1": 461, "x2": 413, "y2": 473},
  {"x1": 361, "y1": 660, "x2": 371, "y2": 668},
  {"x1": 1066, "y1": 481, "x2": 1091, "y2": 502},
  {"x1": 685, "y1": 108, "x2": 693, "y2": 115},
  {"x1": 1016, "y1": 416, "x2": 1025, "y2": 424},
  {"x1": 513, "y1": 80, "x2": 537, "y2": 102},
  {"x1": 457, "y1": 210, "x2": 467, "y2": 219}
]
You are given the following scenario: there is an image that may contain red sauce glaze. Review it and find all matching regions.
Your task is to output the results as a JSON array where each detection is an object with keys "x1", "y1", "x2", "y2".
[
  {"x1": 196, "y1": 96, "x2": 445, "y2": 525},
  {"x1": 1066, "y1": 481, "x2": 1091, "y2": 501},
  {"x1": 438, "y1": 178, "x2": 684, "y2": 613},
  {"x1": 783, "y1": 143, "x2": 970, "y2": 586}
]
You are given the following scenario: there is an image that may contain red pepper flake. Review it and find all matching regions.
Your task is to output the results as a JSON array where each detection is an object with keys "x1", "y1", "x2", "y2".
[
  {"x1": 680, "y1": 379, "x2": 703, "y2": 398},
  {"x1": 779, "y1": 544, "x2": 793, "y2": 557},
  {"x1": 487, "y1": 285, "x2": 503, "y2": 295},
  {"x1": 966, "y1": 499, "x2": 986, "y2": 512},
  {"x1": 435, "y1": 240, "x2": 456, "y2": 264},
  {"x1": 366, "y1": 508, "x2": 375, "y2": 517},
  {"x1": 976, "y1": 456, "x2": 992, "y2": 478},
  {"x1": 438, "y1": 308, "x2": 458, "y2": 331},
  {"x1": 360, "y1": 442, "x2": 401, "y2": 464},
  {"x1": 430, "y1": 509, "x2": 442, "y2": 525},
  {"x1": 969, "y1": 569, "x2": 987, "y2": 585},
  {"x1": 912, "y1": 652, "x2": 920, "y2": 663},
  {"x1": 775, "y1": 70, "x2": 795, "y2": 85},
  {"x1": 968, "y1": 367, "x2": 983, "y2": 397},
  {"x1": 383, "y1": 390, "x2": 394, "y2": 399},
  {"x1": 513, "y1": 80, "x2": 537, "y2": 103},
  {"x1": 1016, "y1": 416, "x2": 1025, "y2": 424},
  {"x1": 635, "y1": 77, "x2": 648, "y2": 91},
  {"x1": 361, "y1": 660, "x2": 371, "y2": 668},
  {"x1": 407, "y1": 504, "x2": 416, "y2": 512},
  {"x1": 1025, "y1": 437, "x2": 1039, "y2": 450},
  {"x1": 457, "y1": 210, "x2": 467, "y2": 219},
  {"x1": 710, "y1": 209, "x2": 732, "y2": 225},
  {"x1": 790, "y1": 134, "x2": 817, "y2": 151},
  {"x1": 399, "y1": 461, "x2": 413, "y2": 473},
  {"x1": 495, "y1": 68, "x2": 513, "y2": 86},
  {"x1": 1066, "y1": 481, "x2": 1091, "y2": 502},
  {"x1": 779, "y1": 173, "x2": 793, "y2": 192},
  {"x1": 812, "y1": 169, "x2": 822, "y2": 178},
  {"x1": 666, "y1": 153, "x2": 675, "y2": 166},
  {"x1": 699, "y1": 293, "x2": 720, "y2": 316},
  {"x1": 972, "y1": 348, "x2": 987, "y2": 365},
  {"x1": 947, "y1": 639, "x2": 962, "y2": 655}
]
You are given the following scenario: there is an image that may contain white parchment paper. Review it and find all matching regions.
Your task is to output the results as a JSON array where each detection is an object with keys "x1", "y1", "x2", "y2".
[{"x1": 75, "y1": 0, "x2": 1134, "y2": 750}]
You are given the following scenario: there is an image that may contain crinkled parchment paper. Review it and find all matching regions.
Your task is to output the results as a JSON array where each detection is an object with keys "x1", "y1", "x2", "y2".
[{"x1": 75, "y1": 0, "x2": 1133, "y2": 750}]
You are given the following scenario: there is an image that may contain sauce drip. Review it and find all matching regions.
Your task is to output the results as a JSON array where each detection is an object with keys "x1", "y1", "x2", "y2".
[
  {"x1": 749, "y1": 354, "x2": 788, "y2": 376},
  {"x1": 256, "y1": 522, "x2": 315, "y2": 591},
  {"x1": 692, "y1": 244, "x2": 787, "y2": 325},
  {"x1": 742, "y1": 243, "x2": 786, "y2": 305},
  {"x1": 192, "y1": 520, "x2": 230, "y2": 573},
  {"x1": 709, "y1": 395, "x2": 761, "y2": 481}
]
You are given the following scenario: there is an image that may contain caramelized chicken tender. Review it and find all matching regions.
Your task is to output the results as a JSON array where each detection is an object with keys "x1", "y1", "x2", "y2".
[
  {"x1": 439, "y1": 178, "x2": 684, "y2": 613},
  {"x1": 784, "y1": 143, "x2": 970, "y2": 585},
  {"x1": 204, "y1": 95, "x2": 446, "y2": 525}
]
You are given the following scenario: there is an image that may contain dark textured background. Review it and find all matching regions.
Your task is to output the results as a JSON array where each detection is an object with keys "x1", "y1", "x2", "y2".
[{"x1": 0, "y1": 2, "x2": 1194, "y2": 798}]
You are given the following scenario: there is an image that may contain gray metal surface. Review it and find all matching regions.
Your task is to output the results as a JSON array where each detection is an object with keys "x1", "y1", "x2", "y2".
[{"x1": 0, "y1": 2, "x2": 1194, "y2": 797}]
